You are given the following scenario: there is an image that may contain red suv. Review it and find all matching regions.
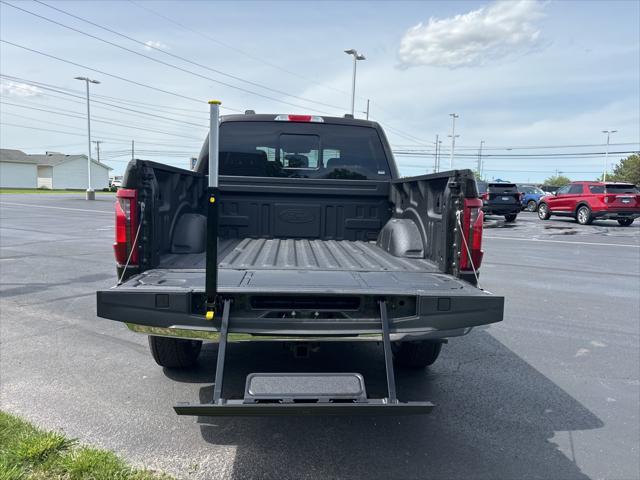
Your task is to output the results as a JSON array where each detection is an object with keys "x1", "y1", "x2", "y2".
[{"x1": 537, "y1": 181, "x2": 639, "y2": 226}]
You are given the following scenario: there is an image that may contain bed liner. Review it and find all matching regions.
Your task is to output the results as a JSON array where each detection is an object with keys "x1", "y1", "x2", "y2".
[{"x1": 159, "y1": 238, "x2": 440, "y2": 273}]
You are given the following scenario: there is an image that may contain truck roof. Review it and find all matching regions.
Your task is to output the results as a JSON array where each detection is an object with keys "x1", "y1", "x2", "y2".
[{"x1": 220, "y1": 113, "x2": 382, "y2": 128}]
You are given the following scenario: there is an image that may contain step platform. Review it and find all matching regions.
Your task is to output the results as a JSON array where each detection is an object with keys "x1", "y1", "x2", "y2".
[{"x1": 174, "y1": 299, "x2": 435, "y2": 416}]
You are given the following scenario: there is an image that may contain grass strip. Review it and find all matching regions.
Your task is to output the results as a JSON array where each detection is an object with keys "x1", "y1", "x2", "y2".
[{"x1": 0, "y1": 411, "x2": 171, "y2": 480}]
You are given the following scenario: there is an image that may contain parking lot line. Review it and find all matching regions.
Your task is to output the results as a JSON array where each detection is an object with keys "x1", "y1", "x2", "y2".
[
  {"x1": 0, "y1": 202, "x2": 112, "y2": 214},
  {"x1": 484, "y1": 235, "x2": 640, "y2": 248}
]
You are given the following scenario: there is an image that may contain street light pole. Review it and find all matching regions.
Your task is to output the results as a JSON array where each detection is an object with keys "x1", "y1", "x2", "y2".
[
  {"x1": 75, "y1": 76, "x2": 100, "y2": 200},
  {"x1": 602, "y1": 130, "x2": 617, "y2": 181},
  {"x1": 344, "y1": 49, "x2": 366, "y2": 116},
  {"x1": 448, "y1": 113, "x2": 459, "y2": 170}
]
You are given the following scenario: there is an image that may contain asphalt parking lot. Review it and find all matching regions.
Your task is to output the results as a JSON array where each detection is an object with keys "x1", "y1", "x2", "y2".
[{"x1": 1, "y1": 193, "x2": 638, "y2": 480}]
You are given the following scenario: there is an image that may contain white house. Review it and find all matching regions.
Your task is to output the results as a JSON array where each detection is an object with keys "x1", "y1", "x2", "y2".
[
  {"x1": 0, "y1": 149, "x2": 111, "y2": 189},
  {"x1": 0, "y1": 149, "x2": 38, "y2": 188}
]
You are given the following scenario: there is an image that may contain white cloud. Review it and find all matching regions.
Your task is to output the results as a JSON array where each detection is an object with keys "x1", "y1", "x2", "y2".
[
  {"x1": 143, "y1": 40, "x2": 167, "y2": 51},
  {"x1": 398, "y1": 0, "x2": 545, "y2": 69},
  {"x1": 0, "y1": 81, "x2": 43, "y2": 97}
]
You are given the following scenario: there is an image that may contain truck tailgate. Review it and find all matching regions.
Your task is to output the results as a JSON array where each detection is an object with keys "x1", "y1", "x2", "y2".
[{"x1": 97, "y1": 238, "x2": 503, "y2": 338}]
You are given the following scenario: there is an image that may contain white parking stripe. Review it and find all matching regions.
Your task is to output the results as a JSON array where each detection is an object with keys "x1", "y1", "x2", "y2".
[
  {"x1": 484, "y1": 235, "x2": 640, "y2": 248},
  {"x1": 0, "y1": 201, "x2": 112, "y2": 214}
]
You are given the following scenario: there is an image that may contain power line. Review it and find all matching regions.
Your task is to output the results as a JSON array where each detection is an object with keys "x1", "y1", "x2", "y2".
[
  {"x1": 127, "y1": 0, "x2": 352, "y2": 98},
  {"x1": 0, "y1": 39, "x2": 242, "y2": 110},
  {"x1": 0, "y1": 86, "x2": 208, "y2": 130},
  {"x1": 0, "y1": 101, "x2": 205, "y2": 140},
  {"x1": 0, "y1": 119, "x2": 202, "y2": 147},
  {"x1": 393, "y1": 142, "x2": 640, "y2": 151},
  {"x1": 1, "y1": 74, "x2": 209, "y2": 123},
  {"x1": 2, "y1": 2, "x2": 340, "y2": 115},
  {"x1": 393, "y1": 150, "x2": 638, "y2": 158},
  {"x1": 31, "y1": 0, "x2": 348, "y2": 112}
]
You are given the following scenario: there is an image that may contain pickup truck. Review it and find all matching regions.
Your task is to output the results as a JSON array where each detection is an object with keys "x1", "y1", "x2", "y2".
[
  {"x1": 97, "y1": 113, "x2": 504, "y2": 416},
  {"x1": 538, "y1": 181, "x2": 640, "y2": 225}
]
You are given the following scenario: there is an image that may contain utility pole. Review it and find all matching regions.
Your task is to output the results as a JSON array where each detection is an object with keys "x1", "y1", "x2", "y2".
[
  {"x1": 74, "y1": 76, "x2": 100, "y2": 200},
  {"x1": 365, "y1": 99, "x2": 370, "y2": 120},
  {"x1": 477, "y1": 140, "x2": 484, "y2": 178},
  {"x1": 602, "y1": 130, "x2": 617, "y2": 181},
  {"x1": 448, "y1": 113, "x2": 459, "y2": 170},
  {"x1": 434, "y1": 134, "x2": 439, "y2": 172},
  {"x1": 344, "y1": 49, "x2": 366, "y2": 116},
  {"x1": 131, "y1": 140, "x2": 135, "y2": 161},
  {"x1": 92, "y1": 140, "x2": 102, "y2": 163}
]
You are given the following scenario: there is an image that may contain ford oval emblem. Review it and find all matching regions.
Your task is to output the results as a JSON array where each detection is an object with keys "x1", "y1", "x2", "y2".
[{"x1": 278, "y1": 209, "x2": 314, "y2": 224}]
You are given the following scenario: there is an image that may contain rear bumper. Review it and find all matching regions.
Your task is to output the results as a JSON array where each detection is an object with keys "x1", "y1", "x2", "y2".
[
  {"x1": 482, "y1": 205, "x2": 520, "y2": 215},
  {"x1": 125, "y1": 323, "x2": 473, "y2": 342},
  {"x1": 591, "y1": 209, "x2": 640, "y2": 219}
]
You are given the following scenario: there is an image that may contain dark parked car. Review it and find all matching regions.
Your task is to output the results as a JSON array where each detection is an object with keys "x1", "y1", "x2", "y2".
[
  {"x1": 517, "y1": 184, "x2": 546, "y2": 212},
  {"x1": 477, "y1": 181, "x2": 521, "y2": 222},
  {"x1": 538, "y1": 181, "x2": 640, "y2": 225}
]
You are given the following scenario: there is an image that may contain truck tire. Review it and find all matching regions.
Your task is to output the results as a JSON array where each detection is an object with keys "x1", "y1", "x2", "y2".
[
  {"x1": 148, "y1": 336, "x2": 202, "y2": 369},
  {"x1": 618, "y1": 218, "x2": 634, "y2": 226},
  {"x1": 393, "y1": 341, "x2": 442, "y2": 368},
  {"x1": 538, "y1": 203, "x2": 551, "y2": 220},
  {"x1": 504, "y1": 214, "x2": 518, "y2": 222},
  {"x1": 576, "y1": 205, "x2": 593, "y2": 225}
]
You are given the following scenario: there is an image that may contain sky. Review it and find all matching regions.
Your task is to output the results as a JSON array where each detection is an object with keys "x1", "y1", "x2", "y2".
[{"x1": 1, "y1": 0, "x2": 639, "y2": 182}]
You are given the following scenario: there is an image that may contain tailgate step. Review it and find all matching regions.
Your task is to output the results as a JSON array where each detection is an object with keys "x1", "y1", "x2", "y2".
[
  {"x1": 174, "y1": 299, "x2": 435, "y2": 416},
  {"x1": 245, "y1": 373, "x2": 367, "y2": 403}
]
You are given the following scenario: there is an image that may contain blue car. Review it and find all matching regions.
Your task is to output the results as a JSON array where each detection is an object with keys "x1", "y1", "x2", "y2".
[{"x1": 517, "y1": 184, "x2": 546, "y2": 212}]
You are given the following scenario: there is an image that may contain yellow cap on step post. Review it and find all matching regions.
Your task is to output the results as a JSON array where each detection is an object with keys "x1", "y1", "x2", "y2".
[
  {"x1": 208, "y1": 100, "x2": 222, "y2": 105},
  {"x1": 206, "y1": 310, "x2": 215, "y2": 321}
]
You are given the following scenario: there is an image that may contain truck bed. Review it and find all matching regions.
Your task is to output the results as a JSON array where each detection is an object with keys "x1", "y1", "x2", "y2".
[
  {"x1": 147, "y1": 238, "x2": 460, "y2": 296},
  {"x1": 159, "y1": 238, "x2": 439, "y2": 273}
]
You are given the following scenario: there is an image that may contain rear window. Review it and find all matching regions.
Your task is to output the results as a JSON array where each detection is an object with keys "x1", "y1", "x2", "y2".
[
  {"x1": 217, "y1": 121, "x2": 391, "y2": 180},
  {"x1": 488, "y1": 183, "x2": 518, "y2": 193},
  {"x1": 605, "y1": 184, "x2": 638, "y2": 194}
]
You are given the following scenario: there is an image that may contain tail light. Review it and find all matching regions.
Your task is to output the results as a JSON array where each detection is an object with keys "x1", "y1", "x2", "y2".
[
  {"x1": 459, "y1": 198, "x2": 484, "y2": 272},
  {"x1": 114, "y1": 188, "x2": 139, "y2": 265},
  {"x1": 274, "y1": 114, "x2": 324, "y2": 123},
  {"x1": 604, "y1": 194, "x2": 616, "y2": 203}
]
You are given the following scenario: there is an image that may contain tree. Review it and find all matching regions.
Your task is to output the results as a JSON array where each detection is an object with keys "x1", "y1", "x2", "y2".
[
  {"x1": 600, "y1": 154, "x2": 640, "y2": 184},
  {"x1": 543, "y1": 174, "x2": 571, "y2": 186}
]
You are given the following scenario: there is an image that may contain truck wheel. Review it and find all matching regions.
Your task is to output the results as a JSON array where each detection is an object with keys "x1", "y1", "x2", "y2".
[
  {"x1": 576, "y1": 205, "x2": 593, "y2": 225},
  {"x1": 538, "y1": 203, "x2": 551, "y2": 220},
  {"x1": 148, "y1": 336, "x2": 202, "y2": 369},
  {"x1": 618, "y1": 218, "x2": 634, "y2": 226},
  {"x1": 526, "y1": 200, "x2": 538, "y2": 212},
  {"x1": 393, "y1": 341, "x2": 442, "y2": 368},
  {"x1": 504, "y1": 214, "x2": 518, "y2": 222}
]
